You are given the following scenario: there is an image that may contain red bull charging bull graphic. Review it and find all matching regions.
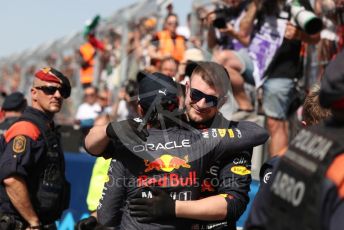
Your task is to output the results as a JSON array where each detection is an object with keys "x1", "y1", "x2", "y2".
[{"x1": 138, "y1": 154, "x2": 196, "y2": 187}]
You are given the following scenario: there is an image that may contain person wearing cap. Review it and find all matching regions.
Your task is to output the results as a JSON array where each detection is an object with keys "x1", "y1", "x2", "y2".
[
  {"x1": 0, "y1": 92, "x2": 27, "y2": 135},
  {"x1": 83, "y1": 71, "x2": 268, "y2": 229},
  {"x1": 244, "y1": 50, "x2": 344, "y2": 230},
  {"x1": 0, "y1": 67, "x2": 71, "y2": 229},
  {"x1": 149, "y1": 13, "x2": 186, "y2": 63}
]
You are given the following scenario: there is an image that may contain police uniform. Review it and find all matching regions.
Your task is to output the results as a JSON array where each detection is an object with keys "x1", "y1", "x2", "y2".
[
  {"x1": 245, "y1": 49, "x2": 344, "y2": 230},
  {"x1": 0, "y1": 68, "x2": 71, "y2": 229}
]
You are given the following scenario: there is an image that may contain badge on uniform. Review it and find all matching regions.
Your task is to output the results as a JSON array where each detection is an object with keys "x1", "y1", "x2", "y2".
[{"x1": 12, "y1": 135, "x2": 26, "y2": 154}]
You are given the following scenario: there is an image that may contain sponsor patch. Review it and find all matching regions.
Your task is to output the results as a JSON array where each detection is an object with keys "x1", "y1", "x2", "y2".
[
  {"x1": 12, "y1": 135, "x2": 26, "y2": 154},
  {"x1": 228, "y1": 129, "x2": 235, "y2": 138},
  {"x1": 231, "y1": 166, "x2": 251, "y2": 175},
  {"x1": 263, "y1": 172, "x2": 272, "y2": 184},
  {"x1": 218, "y1": 129, "x2": 227, "y2": 138}
]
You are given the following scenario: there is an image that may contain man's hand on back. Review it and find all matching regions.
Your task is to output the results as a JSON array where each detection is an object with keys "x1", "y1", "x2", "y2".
[{"x1": 129, "y1": 188, "x2": 176, "y2": 222}]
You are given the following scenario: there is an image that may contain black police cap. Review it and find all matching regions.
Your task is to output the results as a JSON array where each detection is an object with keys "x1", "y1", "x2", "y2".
[{"x1": 2, "y1": 92, "x2": 27, "y2": 111}]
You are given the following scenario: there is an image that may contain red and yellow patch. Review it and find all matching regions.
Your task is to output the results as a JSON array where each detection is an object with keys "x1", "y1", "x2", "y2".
[{"x1": 12, "y1": 135, "x2": 26, "y2": 154}]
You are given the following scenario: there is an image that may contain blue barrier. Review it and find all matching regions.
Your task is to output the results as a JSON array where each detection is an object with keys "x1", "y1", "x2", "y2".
[
  {"x1": 57, "y1": 152, "x2": 260, "y2": 229},
  {"x1": 57, "y1": 152, "x2": 95, "y2": 229}
]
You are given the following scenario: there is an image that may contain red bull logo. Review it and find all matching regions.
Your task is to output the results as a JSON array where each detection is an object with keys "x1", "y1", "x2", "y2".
[
  {"x1": 138, "y1": 171, "x2": 197, "y2": 187},
  {"x1": 144, "y1": 154, "x2": 191, "y2": 172}
]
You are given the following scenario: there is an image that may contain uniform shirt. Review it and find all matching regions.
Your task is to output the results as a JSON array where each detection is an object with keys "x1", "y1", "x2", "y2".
[
  {"x1": 245, "y1": 120, "x2": 344, "y2": 230},
  {"x1": 244, "y1": 157, "x2": 280, "y2": 230},
  {"x1": 97, "y1": 122, "x2": 269, "y2": 229},
  {"x1": 0, "y1": 107, "x2": 64, "y2": 222}
]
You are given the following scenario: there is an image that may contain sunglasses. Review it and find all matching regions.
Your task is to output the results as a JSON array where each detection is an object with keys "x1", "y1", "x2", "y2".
[
  {"x1": 190, "y1": 88, "x2": 219, "y2": 107},
  {"x1": 35, "y1": 86, "x2": 69, "y2": 99}
]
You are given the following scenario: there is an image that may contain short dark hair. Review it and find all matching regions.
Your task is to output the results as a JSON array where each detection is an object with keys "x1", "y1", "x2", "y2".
[{"x1": 190, "y1": 62, "x2": 230, "y2": 97}]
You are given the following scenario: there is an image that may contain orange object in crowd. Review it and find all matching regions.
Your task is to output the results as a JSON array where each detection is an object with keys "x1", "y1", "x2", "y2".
[
  {"x1": 156, "y1": 30, "x2": 185, "y2": 62},
  {"x1": 79, "y1": 42, "x2": 96, "y2": 85}
]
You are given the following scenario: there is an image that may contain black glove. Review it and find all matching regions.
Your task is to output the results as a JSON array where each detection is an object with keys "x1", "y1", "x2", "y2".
[
  {"x1": 106, "y1": 118, "x2": 149, "y2": 142},
  {"x1": 129, "y1": 188, "x2": 176, "y2": 223},
  {"x1": 75, "y1": 216, "x2": 97, "y2": 230}
]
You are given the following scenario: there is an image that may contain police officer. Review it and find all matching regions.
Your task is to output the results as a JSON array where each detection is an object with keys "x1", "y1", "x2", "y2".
[
  {"x1": 0, "y1": 92, "x2": 27, "y2": 135},
  {"x1": 244, "y1": 50, "x2": 344, "y2": 230},
  {"x1": 0, "y1": 67, "x2": 71, "y2": 230}
]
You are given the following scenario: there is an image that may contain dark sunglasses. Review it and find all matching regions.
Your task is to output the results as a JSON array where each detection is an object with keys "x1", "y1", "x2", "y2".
[
  {"x1": 35, "y1": 86, "x2": 69, "y2": 98},
  {"x1": 190, "y1": 88, "x2": 219, "y2": 107}
]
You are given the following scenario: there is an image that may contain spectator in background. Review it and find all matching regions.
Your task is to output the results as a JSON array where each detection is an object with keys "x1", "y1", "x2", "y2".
[
  {"x1": 208, "y1": 0, "x2": 258, "y2": 115},
  {"x1": 75, "y1": 86, "x2": 101, "y2": 136},
  {"x1": 149, "y1": 13, "x2": 187, "y2": 63},
  {"x1": 110, "y1": 79, "x2": 138, "y2": 121},
  {"x1": 159, "y1": 57, "x2": 179, "y2": 78},
  {"x1": 0, "y1": 92, "x2": 27, "y2": 134},
  {"x1": 177, "y1": 48, "x2": 205, "y2": 84},
  {"x1": 97, "y1": 89, "x2": 112, "y2": 115},
  {"x1": 78, "y1": 15, "x2": 105, "y2": 88},
  {"x1": 213, "y1": 0, "x2": 320, "y2": 157},
  {"x1": 259, "y1": 0, "x2": 320, "y2": 157}
]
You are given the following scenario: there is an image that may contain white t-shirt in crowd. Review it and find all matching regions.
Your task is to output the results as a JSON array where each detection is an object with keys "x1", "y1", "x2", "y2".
[{"x1": 75, "y1": 102, "x2": 102, "y2": 120}]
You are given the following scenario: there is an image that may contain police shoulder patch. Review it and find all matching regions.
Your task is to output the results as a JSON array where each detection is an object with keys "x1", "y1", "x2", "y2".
[{"x1": 12, "y1": 135, "x2": 26, "y2": 154}]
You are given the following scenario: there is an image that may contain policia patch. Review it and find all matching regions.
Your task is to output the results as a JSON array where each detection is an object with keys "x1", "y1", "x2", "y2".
[{"x1": 12, "y1": 135, "x2": 26, "y2": 154}]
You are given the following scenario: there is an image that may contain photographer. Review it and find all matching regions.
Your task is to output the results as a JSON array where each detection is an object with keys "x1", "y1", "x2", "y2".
[
  {"x1": 207, "y1": 0, "x2": 250, "y2": 50},
  {"x1": 261, "y1": 0, "x2": 321, "y2": 157}
]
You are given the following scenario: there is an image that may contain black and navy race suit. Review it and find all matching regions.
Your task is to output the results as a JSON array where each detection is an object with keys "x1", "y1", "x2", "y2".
[
  {"x1": 96, "y1": 121, "x2": 268, "y2": 229},
  {"x1": 193, "y1": 114, "x2": 254, "y2": 230}
]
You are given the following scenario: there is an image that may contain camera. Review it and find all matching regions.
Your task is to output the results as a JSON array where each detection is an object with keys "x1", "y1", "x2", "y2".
[
  {"x1": 213, "y1": 8, "x2": 230, "y2": 29},
  {"x1": 212, "y1": 2, "x2": 246, "y2": 29},
  {"x1": 289, "y1": 2, "x2": 323, "y2": 34}
]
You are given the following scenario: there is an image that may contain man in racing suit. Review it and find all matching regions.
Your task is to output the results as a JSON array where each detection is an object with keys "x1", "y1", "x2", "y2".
[
  {"x1": 129, "y1": 61, "x2": 257, "y2": 229},
  {"x1": 84, "y1": 71, "x2": 269, "y2": 229}
]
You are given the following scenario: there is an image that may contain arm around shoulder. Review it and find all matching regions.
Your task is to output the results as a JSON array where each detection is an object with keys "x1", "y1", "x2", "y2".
[
  {"x1": 175, "y1": 195, "x2": 227, "y2": 221},
  {"x1": 84, "y1": 124, "x2": 110, "y2": 156}
]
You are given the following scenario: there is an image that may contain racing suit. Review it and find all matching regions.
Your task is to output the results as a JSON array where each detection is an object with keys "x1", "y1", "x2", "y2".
[
  {"x1": 97, "y1": 121, "x2": 268, "y2": 229},
  {"x1": 192, "y1": 114, "x2": 253, "y2": 229}
]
